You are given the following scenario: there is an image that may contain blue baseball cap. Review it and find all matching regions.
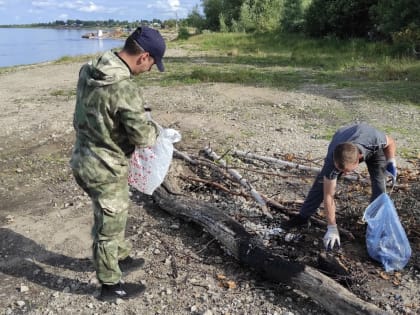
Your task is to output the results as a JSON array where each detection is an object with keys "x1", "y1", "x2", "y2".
[{"x1": 132, "y1": 26, "x2": 166, "y2": 72}]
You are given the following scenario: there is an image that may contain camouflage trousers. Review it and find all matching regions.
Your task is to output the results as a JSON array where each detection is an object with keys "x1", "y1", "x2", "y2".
[
  {"x1": 91, "y1": 199, "x2": 132, "y2": 284},
  {"x1": 72, "y1": 171, "x2": 132, "y2": 284}
]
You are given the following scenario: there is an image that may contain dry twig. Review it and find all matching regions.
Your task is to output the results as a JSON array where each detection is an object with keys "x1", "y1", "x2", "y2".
[{"x1": 203, "y1": 146, "x2": 273, "y2": 219}]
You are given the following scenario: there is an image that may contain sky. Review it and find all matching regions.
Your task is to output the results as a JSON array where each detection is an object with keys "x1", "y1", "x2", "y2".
[{"x1": 0, "y1": 0, "x2": 202, "y2": 25}]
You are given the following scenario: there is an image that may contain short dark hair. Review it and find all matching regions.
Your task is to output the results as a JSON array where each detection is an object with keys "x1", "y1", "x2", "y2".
[
  {"x1": 123, "y1": 33, "x2": 145, "y2": 55},
  {"x1": 333, "y1": 142, "x2": 359, "y2": 170}
]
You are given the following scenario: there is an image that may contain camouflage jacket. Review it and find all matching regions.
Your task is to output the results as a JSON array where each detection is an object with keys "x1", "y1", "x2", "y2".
[{"x1": 70, "y1": 50, "x2": 157, "y2": 187}]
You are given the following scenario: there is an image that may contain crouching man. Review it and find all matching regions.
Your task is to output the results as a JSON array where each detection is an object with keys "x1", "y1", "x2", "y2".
[{"x1": 283, "y1": 123, "x2": 397, "y2": 250}]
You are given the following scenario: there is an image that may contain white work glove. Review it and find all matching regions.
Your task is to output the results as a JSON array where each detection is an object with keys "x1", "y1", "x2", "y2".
[
  {"x1": 385, "y1": 158, "x2": 397, "y2": 185},
  {"x1": 323, "y1": 224, "x2": 340, "y2": 250}
]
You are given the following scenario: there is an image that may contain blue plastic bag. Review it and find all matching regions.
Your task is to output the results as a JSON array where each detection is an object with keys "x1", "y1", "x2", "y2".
[{"x1": 363, "y1": 193, "x2": 411, "y2": 272}]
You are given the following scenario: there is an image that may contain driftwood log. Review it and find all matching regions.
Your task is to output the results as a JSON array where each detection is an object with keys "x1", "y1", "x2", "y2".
[{"x1": 151, "y1": 186, "x2": 387, "y2": 315}]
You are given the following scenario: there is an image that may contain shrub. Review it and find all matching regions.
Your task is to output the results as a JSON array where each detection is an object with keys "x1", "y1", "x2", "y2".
[{"x1": 177, "y1": 27, "x2": 190, "y2": 40}]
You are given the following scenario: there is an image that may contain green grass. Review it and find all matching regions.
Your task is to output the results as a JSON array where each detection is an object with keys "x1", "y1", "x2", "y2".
[
  {"x1": 53, "y1": 54, "x2": 96, "y2": 64},
  {"x1": 4, "y1": 30, "x2": 413, "y2": 107},
  {"x1": 137, "y1": 32, "x2": 420, "y2": 107}
]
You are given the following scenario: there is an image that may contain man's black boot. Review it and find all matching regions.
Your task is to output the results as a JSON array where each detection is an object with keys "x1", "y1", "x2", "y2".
[
  {"x1": 281, "y1": 214, "x2": 309, "y2": 229},
  {"x1": 119, "y1": 256, "x2": 145, "y2": 273},
  {"x1": 99, "y1": 282, "x2": 145, "y2": 302}
]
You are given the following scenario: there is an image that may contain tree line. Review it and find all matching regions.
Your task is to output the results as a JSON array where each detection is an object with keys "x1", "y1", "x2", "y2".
[
  {"x1": 184, "y1": 0, "x2": 420, "y2": 57},
  {"x1": 0, "y1": 19, "x2": 173, "y2": 30}
]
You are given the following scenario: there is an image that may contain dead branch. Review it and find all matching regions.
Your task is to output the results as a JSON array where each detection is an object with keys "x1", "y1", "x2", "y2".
[
  {"x1": 174, "y1": 149, "x2": 240, "y2": 185},
  {"x1": 174, "y1": 149, "x2": 197, "y2": 165},
  {"x1": 233, "y1": 149, "x2": 322, "y2": 173},
  {"x1": 232, "y1": 150, "x2": 369, "y2": 183},
  {"x1": 227, "y1": 165, "x2": 301, "y2": 178},
  {"x1": 179, "y1": 175, "x2": 249, "y2": 198},
  {"x1": 203, "y1": 146, "x2": 272, "y2": 219}
]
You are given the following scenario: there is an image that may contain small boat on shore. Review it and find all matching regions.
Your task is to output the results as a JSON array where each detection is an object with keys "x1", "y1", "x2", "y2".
[
  {"x1": 81, "y1": 29, "x2": 104, "y2": 39},
  {"x1": 81, "y1": 32, "x2": 96, "y2": 39},
  {"x1": 81, "y1": 29, "x2": 126, "y2": 40}
]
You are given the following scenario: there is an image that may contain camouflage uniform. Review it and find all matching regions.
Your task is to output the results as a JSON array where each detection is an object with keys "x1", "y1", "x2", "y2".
[{"x1": 70, "y1": 50, "x2": 157, "y2": 284}]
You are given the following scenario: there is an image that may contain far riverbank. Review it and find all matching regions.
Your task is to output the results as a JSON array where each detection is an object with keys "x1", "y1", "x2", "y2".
[{"x1": 0, "y1": 28, "x2": 124, "y2": 68}]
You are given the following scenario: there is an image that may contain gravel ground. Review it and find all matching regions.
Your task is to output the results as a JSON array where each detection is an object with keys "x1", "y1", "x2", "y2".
[{"x1": 0, "y1": 53, "x2": 419, "y2": 315}]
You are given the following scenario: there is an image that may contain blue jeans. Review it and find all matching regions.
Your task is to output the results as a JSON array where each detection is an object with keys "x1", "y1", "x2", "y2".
[{"x1": 300, "y1": 150, "x2": 387, "y2": 218}]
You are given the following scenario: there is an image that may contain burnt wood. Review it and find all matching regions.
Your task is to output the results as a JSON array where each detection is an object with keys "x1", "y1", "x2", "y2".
[{"x1": 151, "y1": 186, "x2": 387, "y2": 315}]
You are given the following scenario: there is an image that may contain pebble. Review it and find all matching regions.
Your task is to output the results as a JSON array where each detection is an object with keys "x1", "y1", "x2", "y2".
[
  {"x1": 169, "y1": 223, "x2": 180, "y2": 230},
  {"x1": 115, "y1": 298, "x2": 124, "y2": 305},
  {"x1": 285, "y1": 233, "x2": 295, "y2": 242},
  {"x1": 190, "y1": 305, "x2": 198, "y2": 312},
  {"x1": 19, "y1": 285, "x2": 29, "y2": 293}
]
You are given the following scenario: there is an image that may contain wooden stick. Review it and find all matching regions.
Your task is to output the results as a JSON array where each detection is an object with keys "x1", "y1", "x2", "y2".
[
  {"x1": 232, "y1": 150, "x2": 369, "y2": 183},
  {"x1": 233, "y1": 149, "x2": 322, "y2": 173},
  {"x1": 174, "y1": 149, "x2": 243, "y2": 187},
  {"x1": 174, "y1": 149, "x2": 197, "y2": 165},
  {"x1": 203, "y1": 146, "x2": 273, "y2": 219},
  {"x1": 179, "y1": 175, "x2": 249, "y2": 198}
]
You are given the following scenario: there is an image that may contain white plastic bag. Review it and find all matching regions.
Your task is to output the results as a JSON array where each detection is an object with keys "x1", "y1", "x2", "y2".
[{"x1": 128, "y1": 127, "x2": 181, "y2": 195}]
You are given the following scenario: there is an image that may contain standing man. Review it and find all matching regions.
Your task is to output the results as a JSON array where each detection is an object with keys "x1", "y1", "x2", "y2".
[
  {"x1": 70, "y1": 26, "x2": 165, "y2": 302},
  {"x1": 283, "y1": 123, "x2": 397, "y2": 250}
]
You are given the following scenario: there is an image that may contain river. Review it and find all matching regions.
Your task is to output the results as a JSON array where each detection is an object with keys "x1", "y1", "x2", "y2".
[{"x1": 0, "y1": 28, "x2": 124, "y2": 68}]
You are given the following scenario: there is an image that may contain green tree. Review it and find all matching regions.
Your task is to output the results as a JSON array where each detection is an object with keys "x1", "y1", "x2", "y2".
[
  {"x1": 304, "y1": 0, "x2": 377, "y2": 38},
  {"x1": 201, "y1": 0, "x2": 245, "y2": 31},
  {"x1": 162, "y1": 19, "x2": 177, "y2": 29},
  {"x1": 239, "y1": 0, "x2": 284, "y2": 32},
  {"x1": 281, "y1": 0, "x2": 303, "y2": 33},
  {"x1": 372, "y1": 0, "x2": 420, "y2": 36},
  {"x1": 186, "y1": 5, "x2": 206, "y2": 31},
  {"x1": 371, "y1": 0, "x2": 420, "y2": 56},
  {"x1": 202, "y1": 0, "x2": 223, "y2": 30},
  {"x1": 219, "y1": 13, "x2": 228, "y2": 32}
]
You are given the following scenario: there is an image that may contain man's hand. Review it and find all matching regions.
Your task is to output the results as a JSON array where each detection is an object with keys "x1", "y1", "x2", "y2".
[
  {"x1": 323, "y1": 225, "x2": 340, "y2": 250},
  {"x1": 385, "y1": 158, "x2": 397, "y2": 185}
]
